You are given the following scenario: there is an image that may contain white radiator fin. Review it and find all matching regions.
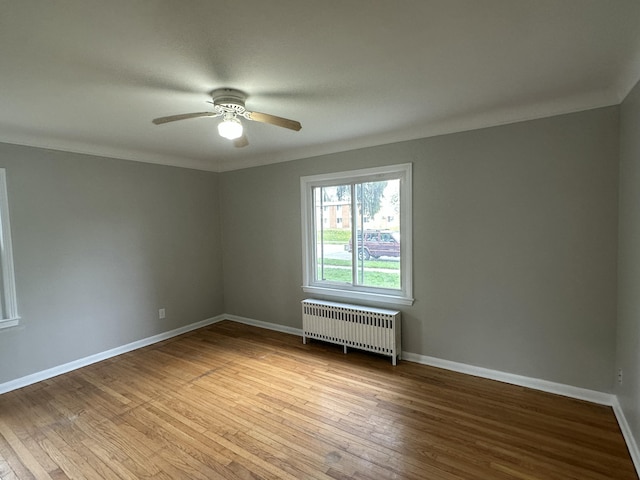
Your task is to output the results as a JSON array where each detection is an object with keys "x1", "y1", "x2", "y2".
[{"x1": 302, "y1": 299, "x2": 401, "y2": 365}]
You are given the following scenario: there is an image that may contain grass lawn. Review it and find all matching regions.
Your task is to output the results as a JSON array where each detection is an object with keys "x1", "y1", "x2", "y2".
[
  {"x1": 316, "y1": 264, "x2": 401, "y2": 289},
  {"x1": 318, "y1": 229, "x2": 351, "y2": 244},
  {"x1": 320, "y1": 258, "x2": 400, "y2": 270}
]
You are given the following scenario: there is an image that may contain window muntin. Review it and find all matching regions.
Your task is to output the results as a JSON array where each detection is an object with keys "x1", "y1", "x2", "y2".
[{"x1": 301, "y1": 164, "x2": 412, "y2": 306}]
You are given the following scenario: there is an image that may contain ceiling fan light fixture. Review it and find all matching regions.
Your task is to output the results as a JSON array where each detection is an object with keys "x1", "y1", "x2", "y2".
[
  {"x1": 152, "y1": 88, "x2": 301, "y2": 150},
  {"x1": 218, "y1": 116, "x2": 243, "y2": 140}
]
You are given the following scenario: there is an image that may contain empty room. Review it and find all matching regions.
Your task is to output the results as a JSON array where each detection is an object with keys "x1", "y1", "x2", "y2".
[{"x1": 1, "y1": 1, "x2": 640, "y2": 479}]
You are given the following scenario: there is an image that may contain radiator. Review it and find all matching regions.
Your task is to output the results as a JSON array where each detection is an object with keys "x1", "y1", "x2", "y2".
[{"x1": 301, "y1": 299, "x2": 401, "y2": 365}]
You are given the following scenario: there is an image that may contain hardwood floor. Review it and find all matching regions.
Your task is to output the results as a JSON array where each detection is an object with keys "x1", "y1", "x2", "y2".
[{"x1": 0, "y1": 320, "x2": 636, "y2": 479}]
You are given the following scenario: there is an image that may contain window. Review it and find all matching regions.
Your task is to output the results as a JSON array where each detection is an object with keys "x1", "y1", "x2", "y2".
[
  {"x1": 301, "y1": 163, "x2": 413, "y2": 306},
  {"x1": 0, "y1": 169, "x2": 19, "y2": 329}
]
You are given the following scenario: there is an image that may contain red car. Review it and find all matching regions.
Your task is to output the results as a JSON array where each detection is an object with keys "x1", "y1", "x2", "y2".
[{"x1": 345, "y1": 230, "x2": 400, "y2": 260}]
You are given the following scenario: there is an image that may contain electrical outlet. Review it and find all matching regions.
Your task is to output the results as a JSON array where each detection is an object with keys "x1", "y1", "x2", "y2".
[
  {"x1": 159, "y1": 308, "x2": 166, "y2": 319},
  {"x1": 618, "y1": 369, "x2": 623, "y2": 385}
]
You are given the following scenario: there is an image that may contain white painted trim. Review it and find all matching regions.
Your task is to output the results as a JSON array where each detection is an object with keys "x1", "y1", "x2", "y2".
[
  {"x1": 401, "y1": 351, "x2": 614, "y2": 406},
  {"x1": 0, "y1": 169, "x2": 19, "y2": 325},
  {"x1": 302, "y1": 285, "x2": 414, "y2": 306},
  {"x1": 613, "y1": 397, "x2": 640, "y2": 474},
  {"x1": 219, "y1": 314, "x2": 616, "y2": 407},
  {"x1": 3, "y1": 312, "x2": 636, "y2": 478},
  {"x1": 0, "y1": 313, "x2": 615, "y2": 407},
  {"x1": 0, "y1": 317, "x2": 20, "y2": 330},
  {"x1": 300, "y1": 163, "x2": 413, "y2": 306},
  {"x1": 223, "y1": 313, "x2": 303, "y2": 337},
  {"x1": 216, "y1": 99, "x2": 619, "y2": 173},
  {"x1": 0, "y1": 136, "x2": 221, "y2": 173},
  {"x1": 0, "y1": 315, "x2": 225, "y2": 394}
]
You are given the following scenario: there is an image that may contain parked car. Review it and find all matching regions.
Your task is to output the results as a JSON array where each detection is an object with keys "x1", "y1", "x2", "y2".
[{"x1": 345, "y1": 230, "x2": 400, "y2": 260}]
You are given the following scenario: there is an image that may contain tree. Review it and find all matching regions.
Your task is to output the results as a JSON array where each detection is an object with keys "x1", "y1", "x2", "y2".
[
  {"x1": 336, "y1": 185, "x2": 350, "y2": 201},
  {"x1": 328, "y1": 181, "x2": 388, "y2": 219},
  {"x1": 356, "y1": 181, "x2": 387, "y2": 219},
  {"x1": 389, "y1": 191, "x2": 399, "y2": 214}
]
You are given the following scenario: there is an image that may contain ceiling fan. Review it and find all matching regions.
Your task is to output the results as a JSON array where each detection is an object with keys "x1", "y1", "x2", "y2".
[{"x1": 152, "y1": 88, "x2": 302, "y2": 148}]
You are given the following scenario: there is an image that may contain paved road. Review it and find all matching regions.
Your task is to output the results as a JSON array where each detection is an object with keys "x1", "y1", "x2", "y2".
[{"x1": 322, "y1": 243, "x2": 351, "y2": 260}]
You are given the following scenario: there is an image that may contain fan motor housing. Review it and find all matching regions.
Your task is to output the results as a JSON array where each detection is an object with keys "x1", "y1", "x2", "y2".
[{"x1": 211, "y1": 88, "x2": 247, "y2": 114}]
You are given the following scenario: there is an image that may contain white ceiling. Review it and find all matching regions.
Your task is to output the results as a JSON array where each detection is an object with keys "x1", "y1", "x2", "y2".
[{"x1": 1, "y1": 1, "x2": 639, "y2": 172}]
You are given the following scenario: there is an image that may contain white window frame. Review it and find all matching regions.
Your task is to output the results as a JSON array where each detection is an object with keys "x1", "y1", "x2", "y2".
[
  {"x1": 301, "y1": 163, "x2": 413, "y2": 306},
  {"x1": 0, "y1": 169, "x2": 19, "y2": 329}
]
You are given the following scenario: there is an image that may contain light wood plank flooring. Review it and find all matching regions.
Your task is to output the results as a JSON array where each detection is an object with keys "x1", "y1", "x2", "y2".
[{"x1": 0, "y1": 320, "x2": 636, "y2": 479}]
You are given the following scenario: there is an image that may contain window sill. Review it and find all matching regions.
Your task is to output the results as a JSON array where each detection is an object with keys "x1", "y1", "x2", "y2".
[
  {"x1": 0, "y1": 317, "x2": 20, "y2": 330},
  {"x1": 302, "y1": 285, "x2": 414, "y2": 306}
]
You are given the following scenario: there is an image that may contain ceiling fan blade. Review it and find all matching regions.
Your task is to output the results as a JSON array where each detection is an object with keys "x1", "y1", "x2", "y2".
[
  {"x1": 234, "y1": 134, "x2": 249, "y2": 148},
  {"x1": 246, "y1": 111, "x2": 302, "y2": 131},
  {"x1": 152, "y1": 111, "x2": 218, "y2": 125}
]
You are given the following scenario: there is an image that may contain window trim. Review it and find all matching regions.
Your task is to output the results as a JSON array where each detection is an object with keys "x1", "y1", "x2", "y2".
[
  {"x1": 0, "y1": 169, "x2": 19, "y2": 330},
  {"x1": 301, "y1": 163, "x2": 413, "y2": 306}
]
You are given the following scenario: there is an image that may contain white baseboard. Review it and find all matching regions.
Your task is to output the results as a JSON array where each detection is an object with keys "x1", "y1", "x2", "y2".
[
  {"x1": 613, "y1": 397, "x2": 640, "y2": 474},
  {"x1": 2, "y1": 313, "x2": 637, "y2": 478},
  {"x1": 227, "y1": 314, "x2": 614, "y2": 406},
  {"x1": 223, "y1": 313, "x2": 303, "y2": 337},
  {"x1": 0, "y1": 315, "x2": 226, "y2": 395},
  {"x1": 229, "y1": 315, "x2": 614, "y2": 406},
  {"x1": 2, "y1": 314, "x2": 611, "y2": 406},
  {"x1": 401, "y1": 351, "x2": 614, "y2": 406}
]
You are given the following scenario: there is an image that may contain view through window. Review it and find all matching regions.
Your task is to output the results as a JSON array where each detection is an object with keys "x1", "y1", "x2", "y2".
[{"x1": 314, "y1": 180, "x2": 400, "y2": 288}]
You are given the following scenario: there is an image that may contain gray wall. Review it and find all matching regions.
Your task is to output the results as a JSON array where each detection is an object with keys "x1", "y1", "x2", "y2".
[
  {"x1": 0, "y1": 106, "x2": 621, "y2": 395},
  {"x1": 617, "y1": 79, "x2": 640, "y2": 443},
  {"x1": 0, "y1": 143, "x2": 224, "y2": 384},
  {"x1": 222, "y1": 107, "x2": 620, "y2": 393}
]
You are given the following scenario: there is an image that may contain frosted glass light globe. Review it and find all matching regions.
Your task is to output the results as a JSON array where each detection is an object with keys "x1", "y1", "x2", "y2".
[{"x1": 218, "y1": 118, "x2": 243, "y2": 140}]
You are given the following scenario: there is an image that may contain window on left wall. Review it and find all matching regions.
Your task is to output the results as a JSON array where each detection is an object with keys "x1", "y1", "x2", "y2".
[{"x1": 0, "y1": 169, "x2": 19, "y2": 329}]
